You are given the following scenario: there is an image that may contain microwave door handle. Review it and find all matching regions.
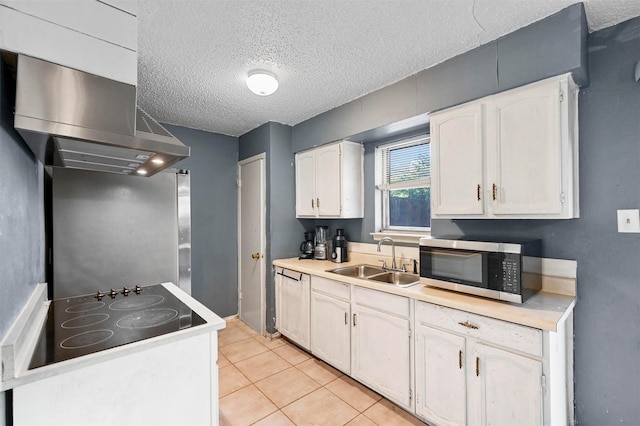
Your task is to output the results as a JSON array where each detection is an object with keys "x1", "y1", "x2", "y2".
[{"x1": 433, "y1": 250, "x2": 482, "y2": 258}]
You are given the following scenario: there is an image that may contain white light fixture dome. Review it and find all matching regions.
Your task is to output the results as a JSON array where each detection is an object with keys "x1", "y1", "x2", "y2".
[{"x1": 246, "y1": 71, "x2": 278, "y2": 96}]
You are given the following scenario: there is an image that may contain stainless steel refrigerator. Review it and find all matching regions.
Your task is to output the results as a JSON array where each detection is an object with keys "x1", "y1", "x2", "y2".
[{"x1": 50, "y1": 167, "x2": 191, "y2": 299}]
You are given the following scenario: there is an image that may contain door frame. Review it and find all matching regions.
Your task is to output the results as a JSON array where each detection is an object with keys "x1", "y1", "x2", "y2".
[{"x1": 237, "y1": 153, "x2": 266, "y2": 334}]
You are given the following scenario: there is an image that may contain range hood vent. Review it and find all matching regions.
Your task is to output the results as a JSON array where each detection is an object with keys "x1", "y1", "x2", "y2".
[{"x1": 14, "y1": 55, "x2": 189, "y2": 177}]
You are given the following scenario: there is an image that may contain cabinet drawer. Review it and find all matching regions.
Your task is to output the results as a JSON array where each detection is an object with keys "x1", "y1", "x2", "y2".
[
  {"x1": 353, "y1": 286, "x2": 409, "y2": 318},
  {"x1": 416, "y1": 302, "x2": 542, "y2": 357},
  {"x1": 312, "y1": 276, "x2": 350, "y2": 300}
]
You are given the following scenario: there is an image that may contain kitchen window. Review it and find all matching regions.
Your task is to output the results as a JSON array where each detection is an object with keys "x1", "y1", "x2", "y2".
[{"x1": 375, "y1": 134, "x2": 431, "y2": 235}]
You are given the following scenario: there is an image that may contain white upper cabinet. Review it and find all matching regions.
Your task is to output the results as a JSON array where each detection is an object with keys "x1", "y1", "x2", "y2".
[
  {"x1": 431, "y1": 102, "x2": 485, "y2": 216},
  {"x1": 0, "y1": 0, "x2": 137, "y2": 84},
  {"x1": 295, "y1": 141, "x2": 364, "y2": 218},
  {"x1": 430, "y1": 73, "x2": 579, "y2": 219},
  {"x1": 295, "y1": 150, "x2": 317, "y2": 217},
  {"x1": 315, "y1": 143, "x2": 343, "y2": 216}
]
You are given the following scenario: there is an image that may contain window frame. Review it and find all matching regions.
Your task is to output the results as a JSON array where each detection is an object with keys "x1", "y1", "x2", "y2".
[{"x1": 374, "y1": 134, "x2": 431, "y2": 235}]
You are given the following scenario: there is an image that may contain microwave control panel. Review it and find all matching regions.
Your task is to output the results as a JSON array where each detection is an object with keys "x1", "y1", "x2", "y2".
[{"x1": 500, "y1": 254, "x2": 521, "y2": 293}]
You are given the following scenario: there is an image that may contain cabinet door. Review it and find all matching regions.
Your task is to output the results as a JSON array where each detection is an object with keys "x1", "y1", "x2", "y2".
[
  {"x1": 315, "y1": 144, "x2": 342, "y2": 216},
  {"x1": 415, "y1": 325, "x2": 467, "y2": 426},
  {"x1": 431, "y1": 102, "x2": 485, "y2": 216},
  {"x1": 351, "y1": 304, "x2": 411, "y2": 408},
  {"x1": 295, "y1": 151, "x2": 316, "y2": 217},
  {"x1": 310, "y1": 291, "x2": 350, "y2": 374},
  {"x1": 277, "y1": 272, "x2": 310, "y2": 350},
  {"x1": 489, "y1": 81, "x2": 563, "y2": 216},
  {"x1": 474, "y1": 344, "x2": 543, "y2": 426}
]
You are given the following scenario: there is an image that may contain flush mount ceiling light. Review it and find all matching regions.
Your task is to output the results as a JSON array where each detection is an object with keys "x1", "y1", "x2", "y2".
[{"x1": 246, "y1": 71, "x2": 278, "y2": 96}]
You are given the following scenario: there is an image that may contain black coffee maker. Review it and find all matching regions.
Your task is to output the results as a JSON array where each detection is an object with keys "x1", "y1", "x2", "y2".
[
  {"x1": 299, "y1": 231, "x2": 315, "y2": 259},
  {"x1": 331, "y1": 229, "x2": 348, "y2": 263}
]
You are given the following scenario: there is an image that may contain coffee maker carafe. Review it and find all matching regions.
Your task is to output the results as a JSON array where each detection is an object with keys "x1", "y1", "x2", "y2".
[
  {"x1": 299, "y1": 231, "x2": 315, "y2": 259},
  {"x1": 313, "y1": 226, "x2": 329, "y2": 260},
  {"x1": 331, "y1": 229, "x2": 348, "y2": 263}
]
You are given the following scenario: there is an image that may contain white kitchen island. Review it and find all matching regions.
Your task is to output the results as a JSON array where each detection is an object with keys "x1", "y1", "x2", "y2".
[{"x1": 1, "y1": 282, "x2": 226, "y2": 426}]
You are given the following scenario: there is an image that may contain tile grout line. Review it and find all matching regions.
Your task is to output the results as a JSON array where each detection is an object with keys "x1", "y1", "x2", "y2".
[{"x1": 221, "y1": 320, "x2": 418, "y2": 426}]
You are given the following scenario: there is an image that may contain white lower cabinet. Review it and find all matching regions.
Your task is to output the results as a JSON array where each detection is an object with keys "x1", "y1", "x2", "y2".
[
  {"x1": 473, "y1": 343, "x2": 542, "y2": 426},
  {"x1": 351, "y1": 286, "x2": 412, "y2": 410},
  {"x1": 275, "y1": 268, "x2": 310, "y2": 350},
  {"x1": 310, "y1": 276, "x2": 351, "y2": 374},
  {"x1": 278, "y1": 268, "x2": 572, "y2": 426},
  {"x1": 415, "y1": 324, "x2": 467, "y2": 425},
  {"x1": 415, "y1": 301, "x2": 569, "y2": 426}
]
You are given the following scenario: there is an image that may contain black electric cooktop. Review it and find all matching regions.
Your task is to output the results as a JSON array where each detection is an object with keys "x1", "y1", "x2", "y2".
[{"x1": 29, "y1": 284, "x2": 206, "y2": 369}]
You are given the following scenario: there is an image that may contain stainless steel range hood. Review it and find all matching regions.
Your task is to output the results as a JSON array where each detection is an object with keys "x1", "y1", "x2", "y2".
[{"x1": 14, "y1": 55, "x2": 189, "y2": 177}]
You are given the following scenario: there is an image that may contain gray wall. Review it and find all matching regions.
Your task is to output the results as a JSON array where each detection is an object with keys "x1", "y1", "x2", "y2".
[
  {"x1": 293, "y1": 3, "x2": 588, "y2": 152},
  {"x1": 0, "y1": 58, "x2": 45, "y2": 426},
  {"x1": 163, "y1": 124, "x2": 239, "y2": 318},
  {"x1": 289, "y1": 13, "x2": 640, "y2": 426},
  {"x1": 431, "y1": 18, "x2": 639, "y2": 424},
  {"x1": 239, "y1": 122, "x2": 306, "y2": 332},
  {"x1": 461, "y1": 17, "x2": 636, "y2": 425}
]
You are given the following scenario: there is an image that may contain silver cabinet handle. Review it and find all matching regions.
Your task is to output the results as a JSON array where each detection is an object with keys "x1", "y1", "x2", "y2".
[
  {"x1": 352, "y1": 313, "x2": 357, "y2": 326},
  {"x1": 344, "y1": 312, "x2": 348, "y2": 325}
]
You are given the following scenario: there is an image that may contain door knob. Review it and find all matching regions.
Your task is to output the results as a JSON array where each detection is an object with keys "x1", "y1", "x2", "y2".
[{"x1": 251, "y1": 253, "x2": 260, "y2": 259}]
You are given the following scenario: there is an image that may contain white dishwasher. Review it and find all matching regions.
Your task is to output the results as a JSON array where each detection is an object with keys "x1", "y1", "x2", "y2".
[{"x1": 275, "y1": 267, "x2": 310, "y2": 350}]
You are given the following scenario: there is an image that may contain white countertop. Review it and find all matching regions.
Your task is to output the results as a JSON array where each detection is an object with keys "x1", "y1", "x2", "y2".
[
  {"x1": 0, "y1": 282, "x2": 226, "y2": 391},
  {"x1": 274, "y1": 256, "x2": 575, "y2": 332}
]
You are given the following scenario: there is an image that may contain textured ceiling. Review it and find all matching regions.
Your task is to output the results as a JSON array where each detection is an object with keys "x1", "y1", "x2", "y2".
[{"x1": 137, "y1": 0, "x2": 640, "y2": 137}]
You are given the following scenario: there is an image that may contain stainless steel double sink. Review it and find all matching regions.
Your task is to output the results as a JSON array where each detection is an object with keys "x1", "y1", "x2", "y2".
[{"x1": 327, "y1": 264, "x2": 420, "y2": 288}]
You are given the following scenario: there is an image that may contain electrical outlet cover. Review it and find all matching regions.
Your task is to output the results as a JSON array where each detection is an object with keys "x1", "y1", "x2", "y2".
[{"x1": 617, "y1": 209, "x2": 640, "y2": 233}]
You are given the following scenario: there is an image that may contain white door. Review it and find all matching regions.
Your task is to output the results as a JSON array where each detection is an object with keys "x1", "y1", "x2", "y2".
[
  {"x1": 310, "y1": 291, "x2": 350, "y2": 374},
  {"x1": 238, "y1": 154, "x2": 266, "y2": 333},
  {"x1": 415, "y1": 324, "x2": 467, "y2": 426},
  {"x1": 276, "y1": 270, "x2": 311, "y2": 350},
  {"x1": 295, "y1": 151, "x2": 316, "y2": 217},
  {"x1": 474, "y1": 343, "x2": 543, "y2": 426},
  {"x1": 315, "y1": 143, "x2": 342, "y2": 216},
  {"x1": 489, "y1": 80, "x2": 562, "y2": 216},
  {"x1": 431, "y1": 102, "x2": 485, "y2": 216},
  {"x1": 351, "y1": 304, "x2": 411, "y2": 409}
]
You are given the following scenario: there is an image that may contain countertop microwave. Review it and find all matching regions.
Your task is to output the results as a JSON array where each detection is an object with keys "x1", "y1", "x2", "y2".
[{"x1": 419, "y1": 236, "x2": 542, "y2": 304}]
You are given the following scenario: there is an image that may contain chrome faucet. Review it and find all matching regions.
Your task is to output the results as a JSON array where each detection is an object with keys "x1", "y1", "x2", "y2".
[{"x1": 377, "y1": 237, "x2": 404, "y2": 272}]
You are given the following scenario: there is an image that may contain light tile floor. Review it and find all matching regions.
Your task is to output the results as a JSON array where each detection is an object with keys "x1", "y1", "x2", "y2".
[{"x1": 218, "y1": 318, "x2": 427, "y2": 426}]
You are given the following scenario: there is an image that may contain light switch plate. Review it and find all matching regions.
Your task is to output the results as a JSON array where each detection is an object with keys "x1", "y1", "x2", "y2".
[{"x1": 617, "y1": 209, "x2": 640, "y2": 233}]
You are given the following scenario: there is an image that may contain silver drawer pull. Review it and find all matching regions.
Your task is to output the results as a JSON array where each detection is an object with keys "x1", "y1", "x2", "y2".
[{"x1": 458, "y1": 320, "x2": 479, "y2": 330}]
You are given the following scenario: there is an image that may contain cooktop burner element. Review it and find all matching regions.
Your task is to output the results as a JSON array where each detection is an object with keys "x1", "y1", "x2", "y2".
[
  {"x1": 60, "y1": 329, "x2": 115, "y2": 349},
  {"x1": 61, "y1": 313, "x2": 110, "y2": 329},
  {"x1": 65, "y1": 301, "x2": 106, "y2": 313},
  {"x1": 109, "y1": 295, "x2": 164, "y2": 310},
  {"x1": 116, "y1": 309, "x2": 179, "y2": 329},
  {"x1": 29, "y1": 284, "x2": 206, "y2": 369}
]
